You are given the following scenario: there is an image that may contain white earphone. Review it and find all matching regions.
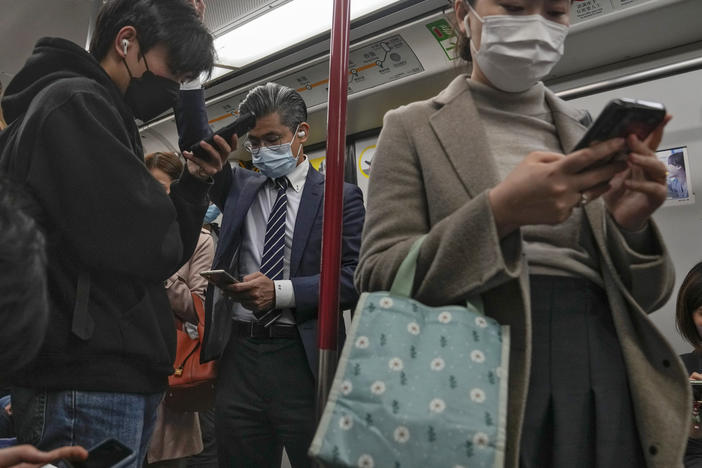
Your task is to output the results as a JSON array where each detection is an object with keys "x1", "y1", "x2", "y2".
[
  {"x1": 297, "y1": 130, "x2": 306, "y2": 137},
  {"x1": 121, "y1": 39, "x2": 129, "y2": 56}
]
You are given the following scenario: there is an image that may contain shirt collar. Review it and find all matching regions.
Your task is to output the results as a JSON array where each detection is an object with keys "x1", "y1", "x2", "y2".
[{"x1": 285, "y1": 156, "x2": 309, "y2": 193}]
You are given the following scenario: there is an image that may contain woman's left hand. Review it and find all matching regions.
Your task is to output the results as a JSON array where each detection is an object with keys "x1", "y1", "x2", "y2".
[
  {"x1": 184, "y1": 134, "x2": 237, "y2": 181},
  {"x1": 603, "y1": 115, "x2": 672, "y2": 231}
]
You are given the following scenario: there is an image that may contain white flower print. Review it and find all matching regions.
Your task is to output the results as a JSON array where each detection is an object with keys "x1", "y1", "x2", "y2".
[
  {"x1": 429, "y1": 398, "x2": 446, "y2": 413},
  {"x1": 355, "y1": 336, "x2": 370, "y2": 349},
  {"x1": 495, "y1": 366, "x2": 505, "y2": 379},
  {"x1": 471, "y1": 349, "x2": 485, "y2": 364},
  {"x1": 407, "y1": 322, "x2": 421, "y2": 335},
  {"x1": 379, "y1": 297, "x2": 394, "y2": 309},
  {"x1": 358, "y1": 454, "x2": 374, "y2": 468},
  {"x1": 341, "y1": 380, "x2": 353, "y2": 395},
  {"x1": 430, "y1": 357, "x2": 445, "y2": 371},
  {"x1": 473, "y1": 432, "x2": 490, "y2": 448},
  {"x1": 339, "y1": 415, "x2": 353, "y2": 430},
  {"x1": 393, "y1": 426, "x2": 410, "y2": 443},
  {"x1": 438, "y1": 311, "x2": 452, "y2": 323},
  {"x1": 470, "y1": 388, "x2": 486, "y2": 403},
  {"x1": 370, "y1": 381, "x2": 386, "y2": 395},
  {"x1": 475, "y1": 316, "x2": 488, "y2": 328},
  {"x1": 388, "y1": 357, "x2": 404, "y2": 372}
]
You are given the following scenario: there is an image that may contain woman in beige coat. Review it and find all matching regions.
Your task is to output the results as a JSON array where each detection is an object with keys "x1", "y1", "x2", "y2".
[{"x1": 355, "y1": 0, "x2": 689, "y2": 466}]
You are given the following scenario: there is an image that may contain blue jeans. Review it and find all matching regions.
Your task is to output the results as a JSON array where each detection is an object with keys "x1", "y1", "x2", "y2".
[{"x1": 11, "y1": 388, "x2": 162, "y2": 468}]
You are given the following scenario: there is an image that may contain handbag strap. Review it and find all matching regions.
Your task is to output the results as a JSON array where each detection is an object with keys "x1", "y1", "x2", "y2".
[
  {"x1": 390, "y1": 235, "x2": 426, "y2": 297},
  {"x1": 389, "y1": 235, "x2": 485, "y2": 315}
]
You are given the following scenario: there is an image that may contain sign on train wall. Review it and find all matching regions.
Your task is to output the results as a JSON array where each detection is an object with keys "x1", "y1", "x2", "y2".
[{"x1": 571, "y1": 0, "x2": 652, "y2": 24}]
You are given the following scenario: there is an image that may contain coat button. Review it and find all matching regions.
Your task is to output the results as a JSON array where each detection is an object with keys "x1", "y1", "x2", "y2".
[
  {"x1": 662, "y1": 359, "x2": 671, "y2": 368},
  {"x1": 649, "y1": 445, "x2": 658, "y2": 455}
]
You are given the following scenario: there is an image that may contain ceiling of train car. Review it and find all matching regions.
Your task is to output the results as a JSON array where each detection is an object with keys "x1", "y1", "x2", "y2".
[{"x1": 0, "y1": 0, "x2": 94, "y2": 89}]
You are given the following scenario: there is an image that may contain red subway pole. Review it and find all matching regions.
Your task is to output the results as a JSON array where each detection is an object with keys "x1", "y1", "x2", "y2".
[{"x1": 316, "y1": 0, "x2": 351, "y2": 423}]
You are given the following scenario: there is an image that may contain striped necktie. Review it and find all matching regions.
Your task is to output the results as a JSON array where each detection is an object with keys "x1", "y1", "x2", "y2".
[
  {"x1": 256, "y1": 177, "x2": 289, "y2": 326},
  {"x1": 260, "y1": 177, "x2": 289, "y2": 281}
]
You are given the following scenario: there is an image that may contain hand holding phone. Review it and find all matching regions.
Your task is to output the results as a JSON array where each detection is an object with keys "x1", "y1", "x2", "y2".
[
  {"x1": 63, "y1": 438, "x2": 134, "y2": 468},
  {"x1": 189, "y1": 112, "x2": 256, "y2": 165},
  {"x1": 200, "y1": 269, "x2": 240, "y2": 289},
  {"x1": 572, "y1": 98, "x2": 666, "y2": 171}
]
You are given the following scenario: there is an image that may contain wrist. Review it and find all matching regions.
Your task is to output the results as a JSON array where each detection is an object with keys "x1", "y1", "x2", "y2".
[{"x1": 489, "y1": 186, "x2": 518, "y2": 239}]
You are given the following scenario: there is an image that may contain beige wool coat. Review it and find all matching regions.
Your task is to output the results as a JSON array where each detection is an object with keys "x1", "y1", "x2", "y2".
[{"x1": 355, "y1": 74, "x2": 690, "y2": 467}]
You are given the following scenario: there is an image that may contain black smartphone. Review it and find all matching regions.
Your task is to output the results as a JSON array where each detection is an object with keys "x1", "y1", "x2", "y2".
[
  {"x1": 200, "y1": 269, "x2": 240, "y2": 289},
  {"x1": 65, "y1": 438, "x2": 134, "y2": 468},
  {"x1": 189, "y1": 112, "x2": 256, "y2": 164},
  {"x1": 573, "y1": 98, "x2": 666, "y2": 152}
]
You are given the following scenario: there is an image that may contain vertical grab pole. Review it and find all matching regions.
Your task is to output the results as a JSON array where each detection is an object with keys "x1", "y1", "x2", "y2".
[{"x1": 316, "y1": 0, "x2": 351, "y2": 423}]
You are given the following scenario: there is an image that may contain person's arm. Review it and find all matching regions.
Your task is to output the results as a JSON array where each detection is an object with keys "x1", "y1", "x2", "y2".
[
  {"x1": 174, "y1": 87, "x2": 233, "y2": 210},
  {"x1": 354, "y1": 108, "x2": 523, "y2": 307},
  {"x1": 165, "y1": 232, "x2": 215, "y2": 322},
  {"x1": 604, "y1": 216, "x2": 674, "y2": 312},
  {"x1": 291, "y1": 184, "x2": 365, "y2": 323},
  {"x1": 26, "y1": 89, "x2": 208, "y2": 281}
]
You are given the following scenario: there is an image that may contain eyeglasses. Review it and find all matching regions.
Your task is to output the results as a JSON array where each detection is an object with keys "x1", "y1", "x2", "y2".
[{"x1": 243, "y1": 135, "x2": 291, "y2": 156}]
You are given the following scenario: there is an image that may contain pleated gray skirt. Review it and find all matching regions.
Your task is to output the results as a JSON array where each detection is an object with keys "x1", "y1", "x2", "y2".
[{"x1": 519, "y1": 275, "x2": 644, "y2": 468}]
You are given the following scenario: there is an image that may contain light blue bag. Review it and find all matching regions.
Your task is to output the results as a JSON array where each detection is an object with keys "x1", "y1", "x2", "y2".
[{"x1": 310, "y1": 236, "x2": 510, "y2": 468}]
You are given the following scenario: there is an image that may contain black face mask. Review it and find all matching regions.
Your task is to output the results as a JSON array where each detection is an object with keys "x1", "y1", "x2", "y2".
[{"x1": 123, "y1": 55, "x2": 179, "y2": 122}]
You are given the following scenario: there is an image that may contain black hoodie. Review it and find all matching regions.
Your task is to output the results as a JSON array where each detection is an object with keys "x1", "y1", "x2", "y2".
[{"x1": 0, "y1": 38, "x2": 209, "y2": 393}]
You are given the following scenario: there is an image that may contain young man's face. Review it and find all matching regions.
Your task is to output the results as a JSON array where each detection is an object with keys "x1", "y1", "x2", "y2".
[{"x1": 124, "y1": 41, "x2": 187, "y2": 85}]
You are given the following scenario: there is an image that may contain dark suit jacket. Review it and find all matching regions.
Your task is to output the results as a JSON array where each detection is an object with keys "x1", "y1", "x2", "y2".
[{"x1": 201, "y1": 164, "x2": 364, "y2": 378}]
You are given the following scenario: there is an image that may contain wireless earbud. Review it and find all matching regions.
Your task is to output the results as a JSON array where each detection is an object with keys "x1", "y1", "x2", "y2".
[
  {"x1": 121, "y1": 39, "x2": 129, "y2": 56},
  {"x1": 297, "y1": 130, "x2": 306, "y2": 138}
]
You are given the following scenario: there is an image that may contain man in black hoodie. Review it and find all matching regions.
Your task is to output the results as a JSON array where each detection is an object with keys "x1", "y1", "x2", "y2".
[{"x1": 0, "y1": 0, "x2": 233, "y2": 462}]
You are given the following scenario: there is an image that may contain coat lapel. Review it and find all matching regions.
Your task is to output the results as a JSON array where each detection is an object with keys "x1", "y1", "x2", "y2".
[
  {"x1": 291, "y1": 167, "x2": 324, "y2": 276},
  {"x1": 214, "y1": 174, "x2": 268, "y2": 268},
  {"x1": 428, "y1": 75, "x2": 500, "y2": 198},
  {"x1": 545, "y1": 89, "x2": 590, "y2": 154}
]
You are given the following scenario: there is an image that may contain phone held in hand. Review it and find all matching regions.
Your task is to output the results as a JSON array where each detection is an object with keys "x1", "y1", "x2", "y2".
[
  {"x1": 573, "y1": 98, "x2": 666, "y2": 152},
  {"x1": 200, "y1": 269, "x2": 240, "y2": 289},
  {"x1": 189, "y1": 112, "x2": 256, "y2": 164},
  {"x1": 63, "y1": 438, "x2": 134, "y2": 468}
]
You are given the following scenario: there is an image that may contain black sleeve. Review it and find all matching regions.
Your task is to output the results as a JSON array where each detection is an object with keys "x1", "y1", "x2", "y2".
[
  {"x1": 174, "y1": 88, "x2": 232, "y2": 210},
  {"x1": 26, "y1": 90, "x2": 208, "y2": 281}
]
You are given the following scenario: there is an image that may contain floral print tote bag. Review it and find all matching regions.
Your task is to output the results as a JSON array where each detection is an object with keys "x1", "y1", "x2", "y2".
[{"x1": 309, "y1": 236, "x2": 510, "y2": 468}]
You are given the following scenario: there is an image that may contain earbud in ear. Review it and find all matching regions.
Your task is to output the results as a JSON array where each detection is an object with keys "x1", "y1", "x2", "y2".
[
  {"x1": 298, "y1": 130, "x2": 306, "y2": 137},
  {"x1": 121, "y1": 39, "x2": 129, "y2": 56}
]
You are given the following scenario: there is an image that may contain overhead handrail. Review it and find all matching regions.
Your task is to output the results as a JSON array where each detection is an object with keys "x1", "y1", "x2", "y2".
[{"x1": 556, "y1": 56, "x2": 702, "y2": 101}]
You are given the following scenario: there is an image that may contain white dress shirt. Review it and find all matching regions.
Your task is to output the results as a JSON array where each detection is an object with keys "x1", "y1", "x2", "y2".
[{"x1": 232, "y1": 157, "x2": 309, "y2": 324}]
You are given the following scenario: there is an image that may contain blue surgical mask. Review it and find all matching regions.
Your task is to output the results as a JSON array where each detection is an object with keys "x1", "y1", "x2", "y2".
[
  {"x1": 251, "y1": 127, "x2": 302, "y2": 179},
  {"x1": 203, "y1": 204, "x2": 221, "y2": 224}
]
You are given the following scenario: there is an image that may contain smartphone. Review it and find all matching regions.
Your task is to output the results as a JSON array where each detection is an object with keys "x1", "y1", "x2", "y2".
[
  {"x1": 64, "y1": 438, "x2": 134, "y2": 468},
  {"x1": 189, "y1": 112, "x2": 256, "y2": 164},
  {"x1": 573, "y1": 98, "x2": 666, "y2": 152},
  {"x1": 200, "y1": 269, "x2": 240, "y2": 289}
]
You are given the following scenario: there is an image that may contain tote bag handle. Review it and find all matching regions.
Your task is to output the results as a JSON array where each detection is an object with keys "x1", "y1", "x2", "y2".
[{"x1": 389, "y1": 235, "x2": 484, "y2": 314}]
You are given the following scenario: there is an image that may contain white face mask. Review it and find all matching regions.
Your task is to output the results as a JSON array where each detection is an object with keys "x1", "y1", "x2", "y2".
[{"x1": 463, "y1": 2, "x2": 569, "y2": 93}]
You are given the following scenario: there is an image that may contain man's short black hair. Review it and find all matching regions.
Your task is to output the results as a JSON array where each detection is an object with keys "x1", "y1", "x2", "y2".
[
  {"x1": 89, "y1": 0, "x2": 215, "y2": 80},
  {"x1": 0, "y1": 179, "x2": 48, "y2": 377}
]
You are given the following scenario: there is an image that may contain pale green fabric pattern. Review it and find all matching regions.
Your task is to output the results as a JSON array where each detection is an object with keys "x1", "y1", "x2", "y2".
[{"x1": 310, "y1": 292, "x2": 510, "y2": 468}]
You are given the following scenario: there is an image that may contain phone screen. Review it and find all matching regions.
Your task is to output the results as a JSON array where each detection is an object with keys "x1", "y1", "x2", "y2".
[{"x1": 70, "y1": 439, "x2": 134, "y2": 468}]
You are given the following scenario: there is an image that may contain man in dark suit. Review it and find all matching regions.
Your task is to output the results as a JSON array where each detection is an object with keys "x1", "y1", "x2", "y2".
[{"x1": 197, "y1": 83, "x2": 365, "y2": 468}]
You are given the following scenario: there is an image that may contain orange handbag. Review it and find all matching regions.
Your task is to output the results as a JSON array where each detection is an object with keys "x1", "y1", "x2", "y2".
[{"x1": 164, "y1": 293, "x2": 217, "y2": 412}]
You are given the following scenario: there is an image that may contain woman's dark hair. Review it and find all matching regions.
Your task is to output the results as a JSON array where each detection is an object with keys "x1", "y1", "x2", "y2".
[
  {"x1": 89, "y1": 0, "x2": 215, "y2": 80},
  {"x1": 145, "y1": 151, "x2": 184, "y2": 181},
  {"x1": 668, "y1": 151, "x2": 684, "y2": 168},
  {"x1": 239, "y1": 82, "x2": 308, "y2": 133},
  {"x1": 676, "y1": 262, "x2": 702, "y2": 349}
]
